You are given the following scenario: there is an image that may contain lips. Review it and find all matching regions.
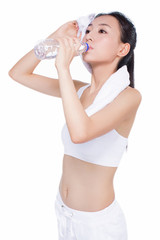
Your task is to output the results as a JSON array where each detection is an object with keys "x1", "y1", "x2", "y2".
[{"x1": 88, "y1": 45, "x2": 94, "y2": 50}]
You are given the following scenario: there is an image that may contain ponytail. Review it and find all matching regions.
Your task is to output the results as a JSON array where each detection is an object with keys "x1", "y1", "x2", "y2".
[{"x1": 117, "y1": 52, "x2": 135, "y2": 88}]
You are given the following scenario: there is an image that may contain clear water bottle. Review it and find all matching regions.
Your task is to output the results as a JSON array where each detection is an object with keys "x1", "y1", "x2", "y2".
[{"x1": 34, "y1": 38, "x2": 89, "y2": 60}]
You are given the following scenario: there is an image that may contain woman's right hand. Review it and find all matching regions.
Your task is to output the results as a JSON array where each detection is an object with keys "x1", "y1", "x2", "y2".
[{"x1": 47, "y1": 21, "x2": 79, "y2": 39}]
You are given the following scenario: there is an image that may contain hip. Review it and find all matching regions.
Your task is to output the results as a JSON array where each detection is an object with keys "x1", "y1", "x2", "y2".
[{"x1": 54, "y1": 188, "x2": 128, "y2": 240}]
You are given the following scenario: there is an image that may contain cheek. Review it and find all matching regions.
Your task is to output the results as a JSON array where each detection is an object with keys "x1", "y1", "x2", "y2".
[
  {"x1": 101, "y1": 37, "x2": 118, "y2": 50},
  {"x1": 95, "y1": 38, "x2": 118, "y2": 60}
]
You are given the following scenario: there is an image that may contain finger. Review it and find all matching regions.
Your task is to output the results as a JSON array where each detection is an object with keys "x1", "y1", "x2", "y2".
[
  {"x1": 73, "y1": 37, "x2": 80, "y2": 44},
  {"x1": 72, "y1": 20, "x2": 78, "y2": 27},
  {"x1": 73, "y1": 37, "x2": 81, "y2": 53},
  {"x1": 72, "y1": 20, "x2": 79, "y2": 32},
  {"x1": 63, "y1": 37, "x2": 73, "y2": 49},
  {"x1": 54, "y1": 37, "x2": 67, "y2": 52},
  {"x1": 72, "y1": 20, "x2": 77, "y2": 25},
  {"x1": 54, "y1": 37, "x2": 63, "y2": 47},
  {"x1": 77, "y1": 32, "x2": 82, "y2": 41},
  {"x1": 63, "y1": 37, "x2": 79, "y2": 56}
]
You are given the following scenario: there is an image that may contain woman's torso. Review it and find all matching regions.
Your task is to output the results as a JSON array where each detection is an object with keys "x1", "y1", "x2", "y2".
[{"x1": 59, "y1": 86, "x2": 136, "y2": 212}]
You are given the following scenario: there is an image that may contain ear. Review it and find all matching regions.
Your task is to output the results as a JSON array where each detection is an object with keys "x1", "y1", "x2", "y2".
[{"x1": 118, "y1": 43, "x2": 130, "y2": 57}]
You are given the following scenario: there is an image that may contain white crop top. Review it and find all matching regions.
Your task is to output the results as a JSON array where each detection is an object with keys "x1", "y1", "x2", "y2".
[{"x1": 61, "y1": 66, "x2": 129, "y2": 167}]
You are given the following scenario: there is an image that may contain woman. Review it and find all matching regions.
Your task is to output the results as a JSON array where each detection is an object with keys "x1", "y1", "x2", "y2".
[{"x1": 9, "y1": 11, "x2": 142, "y2": 240}]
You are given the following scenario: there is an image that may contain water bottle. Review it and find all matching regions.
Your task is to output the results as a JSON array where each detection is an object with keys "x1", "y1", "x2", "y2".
[{"x1": 34, "y1": 38, "x2": 89, "y2": 60}]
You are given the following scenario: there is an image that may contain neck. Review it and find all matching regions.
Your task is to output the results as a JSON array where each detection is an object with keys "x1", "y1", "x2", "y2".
[{"x1": 89, "y1": 63, "x2": 118, "y2": 94}]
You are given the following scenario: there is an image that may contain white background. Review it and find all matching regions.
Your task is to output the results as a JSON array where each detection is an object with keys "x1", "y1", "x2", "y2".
[{"x1": 0, "y1": 0, "x2": 160, "y2": 239}]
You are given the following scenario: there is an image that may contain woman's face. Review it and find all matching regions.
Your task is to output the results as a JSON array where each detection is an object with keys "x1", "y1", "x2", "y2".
[{"x1": 82, "y1": 15, "x2": 123, "y2": 66}]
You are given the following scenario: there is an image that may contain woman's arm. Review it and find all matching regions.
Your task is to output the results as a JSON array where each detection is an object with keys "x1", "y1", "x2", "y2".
[
  {"x1": 55, "y1": 37, "x2": 142, "y2": 143},
  {"x1": 8, "y1": 48, "x2": 62, "y2": 97},
  {"x1": 57, "y1": 68, "x2": 90, "y2": 142},
  {"x1": 58, "y1": 67, "x2": 141, "y2": 143},
  {"x1": 55, "y1": 36, "x2": 91, "y2": 142},
  {"x1": 8, "y1": 21, "x2": 85, "y2": 97}
]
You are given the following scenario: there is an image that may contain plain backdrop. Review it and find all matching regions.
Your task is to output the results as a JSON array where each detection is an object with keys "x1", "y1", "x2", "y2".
[{"x1": 0, "y1": 0, "x2": 160, "y2": 239}]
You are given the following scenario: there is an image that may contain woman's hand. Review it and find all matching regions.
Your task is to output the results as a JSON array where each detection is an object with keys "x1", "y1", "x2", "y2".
[
  {"x1": 47, "y1": 21, "x2": 79, "y2": 40},
  {"x1": 55, "y1": 36, "x2": 81, "y2": 71}
]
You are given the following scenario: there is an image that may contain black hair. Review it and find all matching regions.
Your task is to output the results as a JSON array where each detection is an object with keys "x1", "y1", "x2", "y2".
[{"x1": 95, "y1": 12, "x2": 137, "y2": 88}]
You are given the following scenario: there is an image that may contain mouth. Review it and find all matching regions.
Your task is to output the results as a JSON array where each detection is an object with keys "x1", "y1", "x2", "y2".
[{"x1": 88, "y1": 45, "x2": 94, "y2": 50}]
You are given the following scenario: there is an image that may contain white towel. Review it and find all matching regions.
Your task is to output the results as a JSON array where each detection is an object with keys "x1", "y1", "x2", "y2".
[
  {"x1": 77, "y1": 13, "x2": 96, "y2": 39},
  {"x1": 77, "y1": 13, "x2": 96, "y2": 73},
  {"x1": 77, "y1": 65, "x2": 130, "y2": 116}
]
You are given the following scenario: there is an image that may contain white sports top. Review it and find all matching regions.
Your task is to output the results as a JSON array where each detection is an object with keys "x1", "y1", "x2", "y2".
[{"x1": 61, "y1": 66, "x2": 129, "y2": 167}]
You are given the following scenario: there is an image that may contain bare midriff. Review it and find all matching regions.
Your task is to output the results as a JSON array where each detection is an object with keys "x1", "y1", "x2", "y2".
[{"x1": 59, "y1": 154, "x2": 118, "y2": 212}]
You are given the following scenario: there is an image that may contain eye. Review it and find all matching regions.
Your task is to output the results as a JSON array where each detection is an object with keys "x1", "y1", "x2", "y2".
[
  {"x1": 99, "y1": 29, "x2": 107, "y2": 34},
  {"x1": 85, "y1": 29, "x2": 90, "y2": 34}
]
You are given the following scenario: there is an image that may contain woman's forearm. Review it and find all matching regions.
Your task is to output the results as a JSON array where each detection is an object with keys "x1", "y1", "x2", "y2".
[
  {"x1": 9, "y1": 49, "x2": 41, "y2": 77},
  {"x1": 57, "y1": 68, "x2": 90, "y2": 143},
  {"x1": 9, "y1": 21, "x2": 78, "y2": 78},
  {"x1": 9, "y1": 31, "x2": 59, "y2": 77}
]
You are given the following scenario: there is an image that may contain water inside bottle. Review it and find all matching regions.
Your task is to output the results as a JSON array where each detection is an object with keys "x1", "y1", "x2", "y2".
[
  {"x1": 44, "y1": 40, "x2": 59, "y2": 59},
  {"x1": 34, "y1": 39, "x2": 88, "y2": 60},
  {"x1": 34, "y1": 39, "x2": 59, "y2": 60}
]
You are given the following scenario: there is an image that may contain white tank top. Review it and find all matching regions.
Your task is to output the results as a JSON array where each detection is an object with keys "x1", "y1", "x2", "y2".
[{"x1": 61, "y1": 66, "x2": 129, "y2": 167}]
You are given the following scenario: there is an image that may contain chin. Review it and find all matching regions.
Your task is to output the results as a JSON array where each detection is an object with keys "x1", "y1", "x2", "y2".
[
  {"x1": 82, "y1": 54, "x2": 95, "y2": 65},
  {"x1": 82, "y1": 51, "x2": 103, "y2": 64}
]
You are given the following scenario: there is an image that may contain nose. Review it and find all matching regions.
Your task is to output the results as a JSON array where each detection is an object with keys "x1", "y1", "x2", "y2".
[
  {"x1": 85, "y1": 32, "x2": 94, "y2": 42},
  {"x1": 83, "y1": 29, "x2": 94, "y2": 43}
]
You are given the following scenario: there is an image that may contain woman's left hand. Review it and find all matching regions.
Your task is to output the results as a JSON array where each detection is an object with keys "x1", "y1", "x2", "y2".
[{"x1": 55, "y1": 36, "x2": 81, "y2": 71}]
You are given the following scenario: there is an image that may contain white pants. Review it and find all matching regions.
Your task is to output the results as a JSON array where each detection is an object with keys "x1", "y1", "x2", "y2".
[{"x1": 54, "y1": 190, "x2": 128, "y2": 240}]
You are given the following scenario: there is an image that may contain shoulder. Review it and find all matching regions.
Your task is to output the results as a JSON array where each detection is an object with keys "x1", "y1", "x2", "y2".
[
  {"x1": 126, "y1": 86, "x2": 142, "y2": 98},
  {"x1": 110, "y1": 86, "x2": 142, "y2": 121},
  {"x1": 128, "y1": 86, "x2": 142, "y2": 106},
  {"x1": 118, "y1": 86, "x2": 142, "y2": 107}
]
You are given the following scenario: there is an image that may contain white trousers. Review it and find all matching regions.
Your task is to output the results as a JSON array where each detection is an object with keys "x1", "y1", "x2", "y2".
[{"x1": 54, "y1": 190, "x2": 128, "y2": 240}]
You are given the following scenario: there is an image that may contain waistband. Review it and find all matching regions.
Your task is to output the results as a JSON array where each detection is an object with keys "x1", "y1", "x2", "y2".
[{"x1": 55, "y1": 189, "x2": 118, "y2": 223}]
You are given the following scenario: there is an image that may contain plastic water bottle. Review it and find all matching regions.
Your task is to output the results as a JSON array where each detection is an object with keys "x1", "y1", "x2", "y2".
[{"x1": 34, "y1": 38, "x2": 89, "y2": 60}]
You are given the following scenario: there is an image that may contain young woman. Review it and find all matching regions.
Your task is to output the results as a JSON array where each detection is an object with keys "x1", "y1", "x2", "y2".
[{"x1": 9, "y1": 11, "x2": 142, "y2": 240}]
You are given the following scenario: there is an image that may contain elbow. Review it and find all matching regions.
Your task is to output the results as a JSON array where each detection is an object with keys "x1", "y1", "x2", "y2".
[
  {"x1": 8, "y1": 68, "x2": 21, "y2": 82},
  {"x1": 71, "y1": 132, "x2": 87, "y2": 144},
  {"x1": 71, "y1": 122, "x2": 92, "y2": 143},
  {"x1": 8, "y1": 69, "x2": 13, "y2": 78},
  {"x1": 8, "y1": 68, "x2": 16, "y2": 80}
]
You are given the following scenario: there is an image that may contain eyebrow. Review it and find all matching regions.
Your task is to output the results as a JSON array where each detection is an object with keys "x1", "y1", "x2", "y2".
[{"x1": 88, "y1": 23, "x2": 111, "y2": 28}]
